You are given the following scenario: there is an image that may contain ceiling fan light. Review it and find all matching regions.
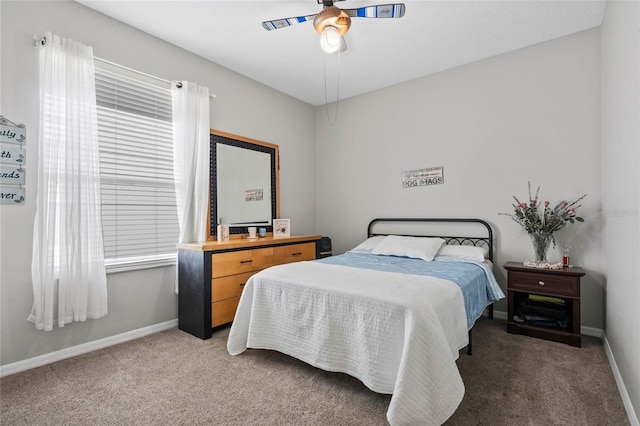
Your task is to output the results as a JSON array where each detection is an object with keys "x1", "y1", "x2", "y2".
[
  {"x1": 313, "y1": 6, "x2": 351, "y2": 36},
  {"x1": 320, "y1": 26, "x2": 346, "y2": 54}
]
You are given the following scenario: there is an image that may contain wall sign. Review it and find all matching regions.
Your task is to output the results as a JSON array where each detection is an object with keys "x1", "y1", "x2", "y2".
[
  {"x1": 402, "y1": 166, "x2": 444, "y2": 188},
  {"x1": 0, "y1": 166, "x2": 25, "y2": 185},
  {"x1": 0, "y1": 187, "x2": 25, "y2": 204},
  {"x1": 0, "y1": 143, "x2": 25, "y2": 165},
  {"x1": 0, "y1": 123, "x2": 26, "y2": 143},
  {"x1": 0, "y1": 116, "x2": 26, "y2": 205}
]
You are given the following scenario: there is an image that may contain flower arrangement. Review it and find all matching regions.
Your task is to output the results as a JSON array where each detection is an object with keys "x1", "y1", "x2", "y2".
[{"x1": 500, "y1": 182, "x2": 587, "y2": 248}]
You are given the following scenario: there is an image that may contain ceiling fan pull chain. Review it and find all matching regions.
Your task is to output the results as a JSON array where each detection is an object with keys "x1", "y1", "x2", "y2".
[{"x1": 324, "y1": 49, "x2": 341, "y2": 125}]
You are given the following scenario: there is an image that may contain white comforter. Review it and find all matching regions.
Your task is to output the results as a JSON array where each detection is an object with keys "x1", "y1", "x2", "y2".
[{"x1": 227, "y1": 261, "x2": 468, "y2": 426}]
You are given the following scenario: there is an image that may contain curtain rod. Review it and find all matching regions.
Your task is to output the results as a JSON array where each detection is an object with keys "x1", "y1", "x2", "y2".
[{"x1": 33, "y1": 34, "x2": 216, "y2": 99}]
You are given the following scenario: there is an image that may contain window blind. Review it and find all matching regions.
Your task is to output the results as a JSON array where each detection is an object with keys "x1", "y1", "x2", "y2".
[{"x1": 94, "y1": 60, "x2": 179, "y2": 272}]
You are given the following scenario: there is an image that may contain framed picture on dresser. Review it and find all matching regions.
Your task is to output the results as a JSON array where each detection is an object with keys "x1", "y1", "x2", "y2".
[{"x1": 274, "y1": 219, "x2": 290, "y2": 237}]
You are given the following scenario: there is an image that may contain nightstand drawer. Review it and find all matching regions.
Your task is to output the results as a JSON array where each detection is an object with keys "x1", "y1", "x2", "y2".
[{"x1": 509, "y1": 271, "x2": 578, "y2": 297}]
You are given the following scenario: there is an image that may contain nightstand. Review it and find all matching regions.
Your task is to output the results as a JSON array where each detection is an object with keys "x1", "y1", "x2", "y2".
[{"x1": 504, "y1": 262, "x2": 585, "y2": 347}]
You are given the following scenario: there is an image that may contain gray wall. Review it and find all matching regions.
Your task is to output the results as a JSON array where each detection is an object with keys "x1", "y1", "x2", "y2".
[
  {"x1": 0, "y1": 0, "x2": 315, "y2": 366},
  {"x1": 315, "y1": 29, "x2": 603, "y2": 326},
  {"x1": 601, "y1": 0, "x2": 640, "y2": 419}
]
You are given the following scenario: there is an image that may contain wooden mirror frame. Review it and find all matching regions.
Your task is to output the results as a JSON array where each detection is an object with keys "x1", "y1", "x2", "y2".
[{"x1": 208, "y1": 130, "x2": 280, "y2": 240}]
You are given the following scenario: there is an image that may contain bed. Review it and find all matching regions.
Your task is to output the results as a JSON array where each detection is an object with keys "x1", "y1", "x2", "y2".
[{"x1": 227, "y1": 218, "x2": 505, "y2": 426}]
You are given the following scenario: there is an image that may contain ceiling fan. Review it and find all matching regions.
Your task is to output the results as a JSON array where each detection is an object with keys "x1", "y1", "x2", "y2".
[{"x1": 262, "y1": 0, "x2": 406, "y2": 54}]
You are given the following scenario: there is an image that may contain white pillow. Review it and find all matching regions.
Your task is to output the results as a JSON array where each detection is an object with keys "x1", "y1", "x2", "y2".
[
  {"x1": 350, "y1": 236, "x2": 387, "y2": 252},
  {"x1": 436, "y1": 244, "x2": 487, "y2": 262},
  {"x1": 371, "y1": 235, "x2": 445, "y2": 261}
]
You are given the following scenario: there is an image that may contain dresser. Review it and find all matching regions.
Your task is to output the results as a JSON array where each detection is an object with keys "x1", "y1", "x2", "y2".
[
  {"x1": 504, "y1": 262, "x2": 585, "y2": 347},
  {"x1": 178, "y1": 235, "x2": 321, "y2": 339}
]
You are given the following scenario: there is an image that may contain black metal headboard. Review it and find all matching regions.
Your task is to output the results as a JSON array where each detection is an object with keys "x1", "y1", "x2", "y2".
[{"x1": 367, "y1": 218, "x2": 494, "y2": 262}]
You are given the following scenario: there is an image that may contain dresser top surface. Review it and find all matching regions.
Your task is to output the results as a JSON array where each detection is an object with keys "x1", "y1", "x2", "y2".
[{"x1": 177, "y1": 234, "x2": 321, "y2": 252}]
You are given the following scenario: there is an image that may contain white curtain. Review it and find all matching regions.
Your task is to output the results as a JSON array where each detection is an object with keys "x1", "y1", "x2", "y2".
[
  {"x1": 172, "y1": 82, "x2": 211, "y2": 292},
  {"x1": 30, "y1": 32, "x2": 107, "y2": 330}
]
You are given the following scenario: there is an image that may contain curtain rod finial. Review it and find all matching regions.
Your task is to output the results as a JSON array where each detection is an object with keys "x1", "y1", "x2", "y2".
[{"x1": 33, "y1": 34, "x2": 46, "y2": 47}]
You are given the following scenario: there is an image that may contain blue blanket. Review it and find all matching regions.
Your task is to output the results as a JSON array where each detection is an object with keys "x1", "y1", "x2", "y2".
[{"x1": 316, "y1": 252, "x2": 504, "y2": 329}]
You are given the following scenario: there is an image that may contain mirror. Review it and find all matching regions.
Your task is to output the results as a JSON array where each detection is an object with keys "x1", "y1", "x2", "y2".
[{"x1": 209, "y1": 130, "x2": 279, "y2": 239}]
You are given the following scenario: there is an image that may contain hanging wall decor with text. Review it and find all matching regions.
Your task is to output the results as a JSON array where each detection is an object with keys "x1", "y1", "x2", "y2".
[
  {"x1": 401, "y1": 166, "x2": 444, "y2": 188},
  {"x1": 0, "y1": 116, "x2": 26, "y2": 204}
]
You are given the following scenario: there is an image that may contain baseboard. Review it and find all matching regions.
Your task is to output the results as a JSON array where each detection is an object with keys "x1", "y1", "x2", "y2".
[
  {"x1": 0, "y1": 319, "x2": 178, "y2": 378},
  {"x1": 581, "y1": 324, "x2": 603, "y2": 338},
  {"x1": 603, "y1": 334, "x2": 640, "y2": 426},
  {"x1": 491, "y1": 309, "x2": 603, "y2": 338}
]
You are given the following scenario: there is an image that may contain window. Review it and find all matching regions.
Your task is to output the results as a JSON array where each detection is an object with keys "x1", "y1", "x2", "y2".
[{"x1": 94, "y1": 60, "x2": 179, "y2": 272}]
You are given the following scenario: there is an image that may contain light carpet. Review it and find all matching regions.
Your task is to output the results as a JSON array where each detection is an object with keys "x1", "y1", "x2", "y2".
[{"x1": 0, "y1": 318, "x2": 629, "y2": 425}]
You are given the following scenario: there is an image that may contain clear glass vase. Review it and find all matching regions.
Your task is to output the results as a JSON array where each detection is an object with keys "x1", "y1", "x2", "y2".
[{"x1": 530, "y1": 232, "x2": 553, "y2": 263}]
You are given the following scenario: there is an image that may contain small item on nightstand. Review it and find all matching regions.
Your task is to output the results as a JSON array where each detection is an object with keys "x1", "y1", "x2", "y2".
[
  {"x1": 258, "y1": 227, "x2": 266, "y2": 237},
  {"x1": 248, "y1": 226, "x2": 257, "y2": 238},
  {"x1": 563, "y1": 245, "x2": 571, "y2": 267}
]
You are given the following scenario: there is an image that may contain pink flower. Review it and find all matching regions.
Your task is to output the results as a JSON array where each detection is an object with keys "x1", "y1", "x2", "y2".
[{"x1": 501, "y1": 183, "x2": 587, "y2": 235}]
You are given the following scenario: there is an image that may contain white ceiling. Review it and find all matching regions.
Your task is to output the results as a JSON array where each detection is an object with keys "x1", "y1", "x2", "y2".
[{"x1": 77, "y1": 0, "x2": 607, "y2": 106}]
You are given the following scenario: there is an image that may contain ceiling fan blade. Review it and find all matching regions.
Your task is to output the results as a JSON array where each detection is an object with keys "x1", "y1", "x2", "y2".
[
  {"x1": 343, "y1": 3, "x2": 406, "y2": 19},
  {"x1": 262, "y1": 13, "x2": 318, "y2": 31}
]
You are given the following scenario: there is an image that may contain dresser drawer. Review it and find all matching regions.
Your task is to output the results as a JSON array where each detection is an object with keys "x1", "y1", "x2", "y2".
[
  {"x1": 212, "y1": 247, "x2": 274, "y2": 278},
  {"x1": 212, "y1": 272, "x2": 254, "y2": 302},
  {"x1": 212, "y1": 297, "x2": 240, "y2": 327},
  {"x1": 274, "y1": 242, "x2": 316, "y2": 265},
  {"x1": 509, "y1": 271, "x2": 579, "y2": 297}
]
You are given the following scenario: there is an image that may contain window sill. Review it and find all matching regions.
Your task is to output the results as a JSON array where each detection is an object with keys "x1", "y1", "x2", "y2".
[{"x1": 105, "y1": 254, "x2": 176, "y2": 274}]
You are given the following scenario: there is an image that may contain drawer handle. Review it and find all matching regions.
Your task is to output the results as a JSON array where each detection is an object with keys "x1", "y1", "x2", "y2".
[
  {"x1": 292, "y1": 252, "x2": 302, "y2": 257},
  {"x1": 240, "y1": 260, "x2": 253, "y2": 264},
  {"x1": 240, "y1": 283, "x2": 246, "y2": 287},
  {"x1": 538, "y1": 281, "x2": 545, "y2": 286}
]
